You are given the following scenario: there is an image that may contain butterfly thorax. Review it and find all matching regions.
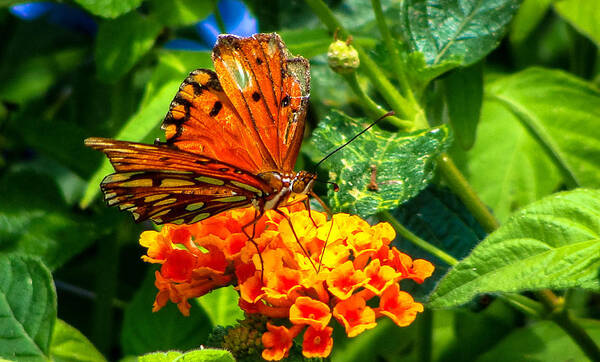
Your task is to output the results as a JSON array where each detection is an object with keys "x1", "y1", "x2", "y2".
[{"x1": 258, "y1": 170, "x2": 315, "y2": 210}]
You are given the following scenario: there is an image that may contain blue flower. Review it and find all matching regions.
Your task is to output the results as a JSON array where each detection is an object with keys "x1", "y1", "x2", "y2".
[
  {"x1": 164, "y1": 0, "x2": 258, "y2": 51},
  {"x1": 10, "y1": 2, "x2": 97, "y2": 35}
]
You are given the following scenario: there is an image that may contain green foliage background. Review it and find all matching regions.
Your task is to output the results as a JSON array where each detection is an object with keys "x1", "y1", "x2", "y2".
[{"x1": 1, "y1": 0, "x2": 600, "y2": 361}]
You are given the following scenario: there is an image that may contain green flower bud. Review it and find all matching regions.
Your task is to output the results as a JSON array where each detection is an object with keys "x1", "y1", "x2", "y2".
[
  {"x1": 219, "y1": 314, "x2": 267, "y2": 360},
  {"x1": 327, "y1": 39, "x2": 360, "y2": 74}
]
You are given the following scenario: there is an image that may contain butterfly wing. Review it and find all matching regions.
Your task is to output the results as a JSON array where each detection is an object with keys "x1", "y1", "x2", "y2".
[
  {"x1": 162, "y1": 33, "x2": 310, "y2": 173},
  {"x1": 161, "y1": 68, "x2": 272, "y2": 173},
  {"x1": 85, "y1": 137, "x2": 273, "y2": 224}
]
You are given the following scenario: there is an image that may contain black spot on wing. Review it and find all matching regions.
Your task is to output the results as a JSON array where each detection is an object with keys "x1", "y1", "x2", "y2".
[{"x1": 209, "y1": 101, "x2": 222, "y2": 117}]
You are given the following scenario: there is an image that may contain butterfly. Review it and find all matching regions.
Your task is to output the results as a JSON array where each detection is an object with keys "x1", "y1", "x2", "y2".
[{"x1": 85, "y1": 33, "x2": 316, "y2": 226}]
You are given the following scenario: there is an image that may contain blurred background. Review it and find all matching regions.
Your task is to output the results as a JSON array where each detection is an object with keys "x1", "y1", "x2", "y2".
[{"x1": 1, "y1": 0, "x2": 598, "y2": 360}]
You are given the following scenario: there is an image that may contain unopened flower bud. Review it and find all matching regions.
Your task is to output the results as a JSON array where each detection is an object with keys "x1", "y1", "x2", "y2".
[{"x1": 327, "y1": 39, "x2": 360, "y2": 74}]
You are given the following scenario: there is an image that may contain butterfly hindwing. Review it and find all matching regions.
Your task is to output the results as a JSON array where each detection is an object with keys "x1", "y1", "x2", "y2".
[{"x1": 85, "y1": 137, "x2": 272, "y2": 224}]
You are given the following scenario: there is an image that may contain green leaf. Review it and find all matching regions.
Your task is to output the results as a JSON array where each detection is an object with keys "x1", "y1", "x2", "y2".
[
  {"x1": 332, "y1": 310, "x2": 459, "y2": 361},
  {"x1": 80, "y1": 88, "x2": 189, "y2": 207},
  {"x1": 95, "y1": 12, "x2": 162, "y2": 82},
  {"x1": 509, "y1": 0, "x2": 554, "y2": 44},
  {"x1": 479, "y1": 319, "x2": 600, "y2": 361},
  {"x1": 391, "y1": 186, "x2": 486, "y2": 298},
  {"x1": 0, "y1": 48, "x2": 87, "y2": 104},
  {"x1": 121, "y1": 272, "x2": 212, "y2": 356},
  {"x1": 280, "y1": 28, "x2": 332, "y2": 59},
  {"x1": 438, "y1": 301, "x2": 520, "y2": 361},
  {"x1": 197, "y1": 286, "x2": 243, "y2": 327},
  {"x1": 554, "y1": 0, "x2": 600, "y2": 46},
  {"x1": 462, "y1": 98, "x2": 561, "y2": 223},
  {"x1": 429, "y1": 189, "x2": 600, "y2": 308},
  {"x1": 332, "y1": 319, "x2": 416, "y2": 362},
  {"x1": 149, "y1": 0, "x2": 212, "y2": 26},
  {"x1": 139, "y1": 349, "x2": 235, "y2": 362},
  {"x1": 486, "y1": 67, "x2": 600, "y2": 189},
  {"x1": 81, "y1": 50, "x2": 212, "y2": 208},
  {"x1": 140, "y1": 50, "x2": 213, "y2": 109},
  {"x1": 404, "y1": 51, "x2": 462, "y2": 93},
  {"x1": 50, "y1": 319, "x2": 106, "y2": 362},
  {"x1": 0, "y1": 255, "x2": 56, "y2": 361},
  {"x1": 0, "y1": 170, "x2": 96, "y2": 270},
  {"x1": 397, "y1": 0, "x2": 521, "y2": 66},
  {"x1": 443, "y1": 61, "x2": 483, "y2": 150},
  {"x1": 311, "y1": 111, "x2": 451, "y2": 217},
  {"x1": 0, "y1": 0, "x2": 27, "y2": 6},
  {"x1": 371, "y1": 41, "x2": 462, "y2": 93},
  {"x1": 74, "y1": 0, "x2": 143, "y2": 18}
]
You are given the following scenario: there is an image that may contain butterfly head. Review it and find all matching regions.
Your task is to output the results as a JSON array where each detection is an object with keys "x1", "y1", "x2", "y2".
[{"x1": 291, "y1": 170, "x2": 316, "y2": 195}]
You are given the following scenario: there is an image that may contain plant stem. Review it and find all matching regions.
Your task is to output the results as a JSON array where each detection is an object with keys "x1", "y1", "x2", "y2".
[
  {"x1": 379, "y1": 211, "x2": 459, "y2": 266},
  {"x1": 92, "y1": 221, "x2": 123, "y2": 354},
  {"x1": 536, "y1": 291, "x2": 600, "y2": 361},
  {"x1": 55, "y1": 280, "x2": 127, "y2": 309},
  {"x1": 437, "y1": 153, "x2": 500, "y2": 233},
  {"x1": 555, "y1": 310, "x2": 600, "y2": 361},
  {"x1": 370, "y1": 0, "x2": 416, "y2": 104},
  {"x1": 342, "y1": 73, "x2": 412, "y2": 129},
  {"x1": 304, "y1": 0, "x2": 418, "y2": 121},
  {"x1": 499, "y1": 293, "x2": 545, "y2": 318}
]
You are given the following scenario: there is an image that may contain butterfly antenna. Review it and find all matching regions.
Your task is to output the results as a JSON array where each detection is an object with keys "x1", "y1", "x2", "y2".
[
  {"x1": 314, "y1": 111, "x2": 394, "y2": 169},
  {"x1": 314, "y1": 179, "x2": 340, "y2": 192}
]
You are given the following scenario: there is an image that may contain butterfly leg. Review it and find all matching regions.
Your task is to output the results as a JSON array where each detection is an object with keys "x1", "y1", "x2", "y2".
[
  {"x1": 310, "y1": 190, "x2": 332, "y2": 218},
  {"x1": 241, "y1": 209, "x2": 265, "y2": 281},
  {"x1": 302, "y1": 196, "x2": 318, "y2": 228},
  {"x1": 274, "y1": 209, "x2": 317, "y2": 272},
  {"x1": 317, "y1": 214, "x2": 335, "y2": 273}
]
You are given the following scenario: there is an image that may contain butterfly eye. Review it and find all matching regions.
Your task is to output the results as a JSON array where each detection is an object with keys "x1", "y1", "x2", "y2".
[{"x1": 292, "y1": 179, "x2": 306, "y2": 194}]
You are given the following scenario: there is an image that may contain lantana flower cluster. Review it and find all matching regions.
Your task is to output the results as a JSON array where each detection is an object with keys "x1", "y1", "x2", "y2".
[{"x1": 140, "y1": 204, "x2": 434, "y2": 360}]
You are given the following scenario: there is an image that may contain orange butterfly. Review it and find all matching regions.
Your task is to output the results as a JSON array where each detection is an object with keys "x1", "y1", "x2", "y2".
[{"x1": 85, "y1": 33, "x2": 316, "y2": 226}]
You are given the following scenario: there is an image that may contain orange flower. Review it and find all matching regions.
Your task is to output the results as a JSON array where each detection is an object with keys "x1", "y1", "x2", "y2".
[
  {"x1": 364, "y1": 259, "x2": 402, "y2": 295},
  {"x1": 238, "y1": 273, "x2": 265, "y2": 304},
  {"x1": 326, "y1": 260, "x2": 369, "y2": 300},
  {"x1": 302, "y1": 326, "x2": 333, "y2": 358},
  {"x1": 376, "y1": 284, "x2": 424, "y2": 327},
  {"x1": 139, "y1": 229, "x2": 172, "y2": 263},
  {"x1": 385, "y1": 248, "x2": 435, "y2": 283},
  {"x1": 289, "y1": 296, "x2": 331, "y2": 329},
  {"x1": 261, "y1": 323, "x2": 302, "y2": 361},
  {"x1": 333, "y1": 294, "x2": 377, "y2": 337},
  {"x1": 161, "y1": 249, "x2": 196, "y2": 282},
  {"x1": 139, "y1": 206, "x2": 434, "y2": 360}
]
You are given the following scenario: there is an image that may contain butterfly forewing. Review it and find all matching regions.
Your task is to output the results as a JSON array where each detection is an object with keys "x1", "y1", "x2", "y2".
[
  {"x1": 164, "y1": 33, "x2": 310, "y2": 173},
  {"x1": 161, "y1": 69, "x2": 268, "y2": 173},
  {"x1": 85, "y1": 137, "x2": 272, "y2": 224}
]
